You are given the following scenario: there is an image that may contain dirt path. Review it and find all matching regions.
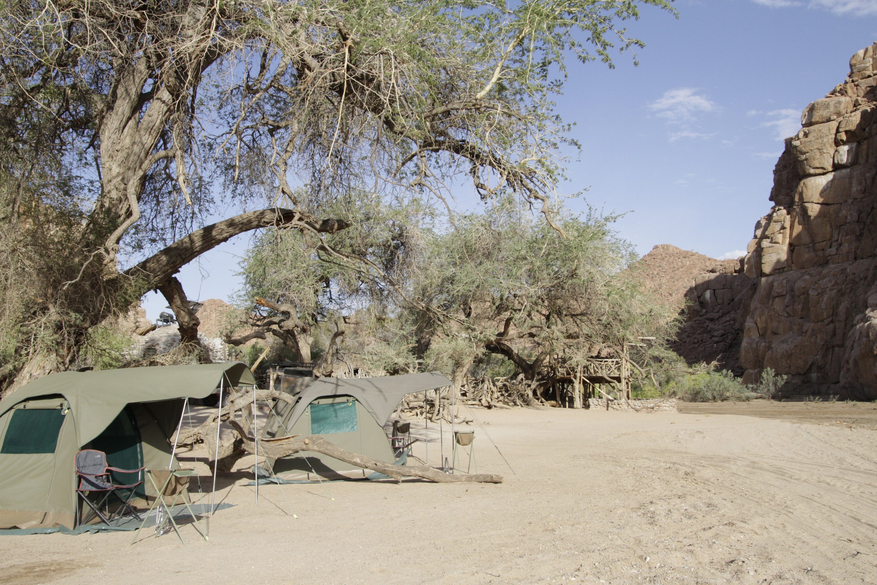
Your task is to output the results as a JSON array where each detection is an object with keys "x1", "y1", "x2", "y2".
[{"x1": 2, "y1": 404, "x2": 876, "y2": 584}]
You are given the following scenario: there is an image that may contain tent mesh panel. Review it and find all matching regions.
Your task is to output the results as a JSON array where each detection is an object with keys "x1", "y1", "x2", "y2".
[
  {"x1": 310, "y1": 401, "x2": 357, "y2": 434},
  {"x1": 0, "y1": 409, "x2": 66, "y2": 454}
]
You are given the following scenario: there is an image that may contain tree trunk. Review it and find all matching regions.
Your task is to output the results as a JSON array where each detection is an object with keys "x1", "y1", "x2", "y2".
[
  {"x1": 485, "y1": 339, "x2": 540, "y2": 379},
  {"x1": 228, "y1": 421, "x2": 502, "y2": 484},
  {"x1": 158, "y1": 276, "x2": 202, "y2": 346}
]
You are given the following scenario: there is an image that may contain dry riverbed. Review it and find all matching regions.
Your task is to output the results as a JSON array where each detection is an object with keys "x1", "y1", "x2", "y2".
[{"x1": 2, "y1": 401, "x2": 876, "y2": 584}]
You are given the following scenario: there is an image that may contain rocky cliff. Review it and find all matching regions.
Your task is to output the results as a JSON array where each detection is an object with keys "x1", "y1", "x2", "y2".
[{"x1": 734, "y1": 44, "x2": 877, "y2": 398}]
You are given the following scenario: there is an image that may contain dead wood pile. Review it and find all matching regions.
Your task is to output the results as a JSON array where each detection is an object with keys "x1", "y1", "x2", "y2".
[{"x1": 461, "y1": 375, "x2": 538, "y2": 408}]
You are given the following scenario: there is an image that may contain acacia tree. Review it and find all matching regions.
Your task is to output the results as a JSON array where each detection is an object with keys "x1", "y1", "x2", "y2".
[
  {"x1": 232, "y1": 194, "x2": 427, "y2": 372},
  {"x1": 0, "y1": 0, "x2": 674, "y2": 393},
  {"x1": 410, "y1": 203, "x2": 669, "y2": 394}
]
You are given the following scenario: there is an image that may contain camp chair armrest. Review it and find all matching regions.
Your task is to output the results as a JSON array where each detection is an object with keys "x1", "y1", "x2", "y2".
[{"x1": 107, "y1": 465, "x2": 145, "y2": 474}]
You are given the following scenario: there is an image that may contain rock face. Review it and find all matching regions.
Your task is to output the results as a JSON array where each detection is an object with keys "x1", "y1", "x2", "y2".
[
  {"x1": 126, "y1": 324, "x2": 232, "y2": 363},
  {"x1": 673, "y1": 257, "x2": 754, "y2": 374},
  {"x1": 125, "y1": 299, "x2": 255, "y2": 363},
  {"x1": 738, "y1": 44, "x2": 877, "y2": 398}
]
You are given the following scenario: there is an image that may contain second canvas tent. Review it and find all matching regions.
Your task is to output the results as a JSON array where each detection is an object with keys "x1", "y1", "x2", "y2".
[{"x1": 262, "y1": 372, "x2": 452, "y2": 480}]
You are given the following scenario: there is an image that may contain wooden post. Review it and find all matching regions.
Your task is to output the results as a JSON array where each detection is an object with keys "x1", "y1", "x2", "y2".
[
  {"x1": 622, "y1": 344, "x2": 631, "y2": 401},
  {"x1": 573, "y1": 365, "x2": 584, "y2": 409}
]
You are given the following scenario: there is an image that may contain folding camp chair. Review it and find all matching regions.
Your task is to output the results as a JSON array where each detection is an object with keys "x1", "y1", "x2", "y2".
[
  {"x1": 390, "y1": 420, "x2": 418, "y2": 457},
  {"x1": 75, "y1": 449, "x2": 144, "y2": 527}
]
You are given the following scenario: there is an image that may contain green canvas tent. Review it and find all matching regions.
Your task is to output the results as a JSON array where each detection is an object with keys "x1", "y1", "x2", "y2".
[
  {"x1": 0, "y1": 363, "x2": 256, "y2": 530},
  {"x1": 263, "y1": 372, "x2": 452, "y2": 480}
]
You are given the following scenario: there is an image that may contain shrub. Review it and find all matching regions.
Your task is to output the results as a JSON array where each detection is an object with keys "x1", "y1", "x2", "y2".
[
  {"x1": 673, "y1": 370, "x2": 752, "y2": 402},
  {"x1": 83, "y1": 324, "x2": 133, "y2": 370},
  {"x1": 749, "y1": 367, "x2": 788, "y2": 399}
]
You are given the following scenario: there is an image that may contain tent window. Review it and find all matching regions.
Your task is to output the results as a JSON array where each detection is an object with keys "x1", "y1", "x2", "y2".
[
  {"x1": 0, "y1": 408, "x2": 66, "y2": 454},
  {"x1": 310, "y1": 401, "x2": 358, "y2": 434}
]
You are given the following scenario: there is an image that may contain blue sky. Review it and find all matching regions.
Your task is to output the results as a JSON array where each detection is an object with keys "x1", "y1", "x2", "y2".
[{"x1": 140, "y1": 0, "x2": 877, "y2": 320}]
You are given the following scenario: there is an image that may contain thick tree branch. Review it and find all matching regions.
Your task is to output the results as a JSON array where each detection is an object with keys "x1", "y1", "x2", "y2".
[{"x1": 125, "y1": 208, "x2": 350, "y2": 291}]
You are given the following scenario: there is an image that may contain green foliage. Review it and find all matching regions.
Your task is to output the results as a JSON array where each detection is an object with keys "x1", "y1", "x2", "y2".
[
  {"x1": 749, "y1": 367, "x2": 788, "y2": 399},
  {"x1": 410, "y1": 201, "x2": 675, "y2": 380},
  {"x1": 237, "y1": 193, "x2": 428, "y2": 321},
  {"x1": 0, "y1": 213, "x2": 145, "y2": 391},
  {"x1": 471, "y1": 353, "x2": 517, "y2": 381},
  {"x1": 242, "y1": 343, "x2": 268, "y2": 369},
  {"x1": 630, "y1": 384, "x2": 667, "y2": 400},
  {"x1": 671, "y1": 370, "x2": 754, "y2": 402},
  {"x1": 345, "y1": 318, "x2": 418, "y2": 375},
  {"x1": 0, "y1": 0, "x2": 676, "y2": 389},
  {"x1": 423, "y1": 335, "x2": 480, "y2": 376},
  {"x1": 629, "y1": 343, "x2": 690, "y2": 397},
  {"x1": 82, "y1": 324, "x2": 133, "y2": 370}
]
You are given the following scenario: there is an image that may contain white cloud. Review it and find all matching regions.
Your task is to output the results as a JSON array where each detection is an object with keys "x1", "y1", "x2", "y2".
[
  {"x1": 754, "y1": 151, "x2": 783, "y2": 160},
  {"x1": 751, "y1": 0, "x2": 803, "y2": 7},
  {"x1": 649, "y1": 88, "x2": 718, "y2": 123},
  {"x1": 669, "y1": 130, "x2": 717, "y2": 142},
  {"x1": 762, "y1": 108, "x2": 801, "y2": 140},
  {"x1": 649, "y1": 88, "x2": 719, "y2": 141},
  {"x1": 719, "y1": 250, "x2": 747, "y2": 260},
  {"x1": 752, "y1": 0, "x2": 877, "y2": 15},
  {"x1": 811, "y1": 0, "x2": 877, "y2": 14}
]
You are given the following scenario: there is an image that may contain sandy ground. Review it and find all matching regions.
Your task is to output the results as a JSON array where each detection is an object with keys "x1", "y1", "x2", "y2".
[{"x1": 2, "y1": 402, "x2": 877, "y2": 584}]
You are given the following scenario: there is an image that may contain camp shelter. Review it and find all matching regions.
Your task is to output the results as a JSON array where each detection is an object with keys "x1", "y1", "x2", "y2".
[
  {"x1": 263, "y1": 372, "x2": 452, "y2": 479},
  {"x1": 0, "y1": 363, "x2": 256, "y2": 530}
]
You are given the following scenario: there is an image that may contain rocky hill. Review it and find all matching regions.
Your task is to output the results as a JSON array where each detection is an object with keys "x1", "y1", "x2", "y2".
[
  {"x1": 630, "y1": 245, "x2": 752, "y2": 372},
  {"x1": 628, "y1": 245, "x2": 726, "y2": 310}
]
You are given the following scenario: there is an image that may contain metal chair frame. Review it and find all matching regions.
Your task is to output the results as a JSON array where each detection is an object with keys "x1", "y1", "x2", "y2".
[
  {"x1": 75, "y1": 449, "x2": 144, "y2": 527},
  {"x1": 390, "y1": 420, "x2": 419, "y2": 457},
  {"x1": 132, "y1": 468, "x2": 207, "y2": 545}
]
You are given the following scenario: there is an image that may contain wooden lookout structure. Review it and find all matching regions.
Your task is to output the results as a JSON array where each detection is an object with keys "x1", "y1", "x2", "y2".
[{"x1": 554, "y1": 345, "x2": 633, "y2": 408}]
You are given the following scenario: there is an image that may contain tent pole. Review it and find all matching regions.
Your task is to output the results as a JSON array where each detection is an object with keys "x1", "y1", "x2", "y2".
[
  {"x1": 451, "y1": 384, "x2": 456, "y2": 473},
  {"x1": 210, "y1": 377, "x2": 224, "y2": 526},
  {"x1": 439, "y1": 388, "x2": 444, "y2": 471},
  {"x1": 424, "y1": 390, "x2": 428, "y2": 467},
  {"x1": 253, "y1": 384, "x2": 258, "y2": 504},
  {"x1": 169, "y1": 397, "x2": 188, "y2": 468}
]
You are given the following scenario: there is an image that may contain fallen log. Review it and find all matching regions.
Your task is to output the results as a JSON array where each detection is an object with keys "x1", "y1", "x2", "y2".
[{"x1": 228, "y1": 420, "x2": 502, "y2": 484}]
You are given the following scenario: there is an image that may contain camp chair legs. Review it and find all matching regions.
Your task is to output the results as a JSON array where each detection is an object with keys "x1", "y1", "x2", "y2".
[
  {"x1": 391, "y1": 421, "x2": 419, "y2": 458},
  {"x1": 78, "y1": 488, "x2": 142, "y2": 528},
  {"x1": 132, "y1": 469, "x2": 207, "y2": 545}
]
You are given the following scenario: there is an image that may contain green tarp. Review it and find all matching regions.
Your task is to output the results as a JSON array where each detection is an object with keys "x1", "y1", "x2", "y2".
[{"x1": 0, "y1": 363, "x2": 256, "y2": 447}]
